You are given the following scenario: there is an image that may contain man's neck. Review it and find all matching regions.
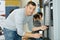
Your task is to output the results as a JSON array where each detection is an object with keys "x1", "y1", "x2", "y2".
[{"x1": 25, "y1": 8, "x2": 28, "y2": 16}]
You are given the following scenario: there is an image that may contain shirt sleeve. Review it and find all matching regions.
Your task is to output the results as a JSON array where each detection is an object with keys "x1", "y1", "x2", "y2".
[
  {"x1": 14, "y1": 10, "x2": 25, "y2": 36},
  {"x1": 28, "y1": 16, "x2": 34, "y2": 32}
]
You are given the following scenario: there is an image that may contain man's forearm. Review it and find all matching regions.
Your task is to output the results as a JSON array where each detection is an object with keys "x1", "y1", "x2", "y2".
[
  {"x1": 32, "y1": 27, "x2": 41, "y2": 31},
  {"x1": 23, "y1": 32, "x2": 42, "y2": 39},
  {"x1": 23, "y1": 32, "x2": 33, "y2": 38},
  {"x1": 32, "y1": 26, "x2": 48, "y2": 31}
]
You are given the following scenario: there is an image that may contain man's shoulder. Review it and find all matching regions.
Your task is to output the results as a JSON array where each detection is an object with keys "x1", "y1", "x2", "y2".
[
  {"x1": 14, "y1": 8, "x2": 25, "y2": 12},
  {"x1": 13, "y1": 8, "x2": 25, "y2": 16}
]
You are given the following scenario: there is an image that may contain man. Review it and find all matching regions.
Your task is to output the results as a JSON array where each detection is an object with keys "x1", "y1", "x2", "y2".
[{"x1": 2, "y1": 1, "x2": 47, "y2": 40}]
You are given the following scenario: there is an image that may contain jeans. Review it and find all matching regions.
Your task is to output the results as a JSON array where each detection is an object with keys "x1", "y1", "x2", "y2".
[
  {"x1": 3, "y1": 28, "x2": 22, "y2": 40},
  {"x1": 35, "y1": 38, "x2": 43, "y2": 40}
]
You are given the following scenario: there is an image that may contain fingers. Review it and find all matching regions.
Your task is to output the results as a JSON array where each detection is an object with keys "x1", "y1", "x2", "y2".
[
  {"x1": 32, "y1": 33, "x2": 43, "y2": 38},
  {"x1": 40, "y1": 25, "x2": 48, "y2": 30}
]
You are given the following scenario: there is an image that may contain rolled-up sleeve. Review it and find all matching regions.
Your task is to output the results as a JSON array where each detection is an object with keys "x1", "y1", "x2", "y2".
[{"x1": 14, "y1": 10, "x2": 25, "y2": 36}]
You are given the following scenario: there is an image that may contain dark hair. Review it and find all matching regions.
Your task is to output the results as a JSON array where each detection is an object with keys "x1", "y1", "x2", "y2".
[
  {"x1": 27, "y1": 1, "x2": 36, "y2": 6},
  {"x1": 37, "y1": 12, "x2": 43, "y2": 17},
  {"x1": 33, "y1": 14, "x2": 40, "y2": 19},
  {"x1": 33, "y1": 12, "x2": 43, "y2": 19}
]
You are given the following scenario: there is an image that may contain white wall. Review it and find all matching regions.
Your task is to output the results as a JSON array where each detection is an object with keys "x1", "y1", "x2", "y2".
[
  {"x1": 21, "y1": 0, "x2": 30, "y2": 7},
  {"x1": 0, "y1": 1, "x2": 5, "y2": 15},
  {"x1": 53, "y1": 0, "x2": 60, "y2": 40}
]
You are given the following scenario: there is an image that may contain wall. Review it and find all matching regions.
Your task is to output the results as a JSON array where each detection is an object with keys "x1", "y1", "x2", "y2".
[
  {"x1": 53, "y1": 0, "x2": 60, "y2": 40},
  {"x1": 5, "y1": 0, "x2": 21, "y2": 18},
  {"x1": 0, "y1": 1, "x2": 5, "y2": 15},
  {"x1": 21, "y1": 0, "x2": 30, "y2": 7},
  {"x1": 5, "y1": 0, "x2": 21, "y2": 7}
]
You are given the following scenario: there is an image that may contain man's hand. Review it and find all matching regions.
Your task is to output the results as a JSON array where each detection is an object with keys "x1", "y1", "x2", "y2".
[
  {"x1": 22, "y1": 33, "x2": 43, "y2": 40},
  {"x1": 32, "y1": 25, "x2": 48, "y2": 31},
  {"x1": 40, "y1": 25, "x2": 48, "y2": 30},
  {"x1": 23, "y1": 32, "x2": 43, "y2": 39},
  {"x1": 31, "y1": 33, "x2": 42, "y2": 38}
]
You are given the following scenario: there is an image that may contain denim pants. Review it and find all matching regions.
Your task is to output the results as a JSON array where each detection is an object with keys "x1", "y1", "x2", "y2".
[
  {"x1": 35, "y1": 38, "x2": 43, "y2": 40},
  {"x1": 3, "y1": 28, "x2": 22, "y2": 40}
]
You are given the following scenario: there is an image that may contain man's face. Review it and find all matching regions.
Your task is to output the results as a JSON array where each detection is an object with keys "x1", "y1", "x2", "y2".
[{"x1": 26, "y1": 4, "x2": 36, "y2": 16}]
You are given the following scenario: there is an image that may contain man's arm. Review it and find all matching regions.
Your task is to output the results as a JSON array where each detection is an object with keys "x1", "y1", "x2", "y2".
[
  {"x1": 32, "y1": 25, "x2": 48, "y2": 31},
  {"x1": 27, "y1": 16, "x2": 48, "y2": 31},
  {"x1": 23, "y1": 32, "x2": 42, "y2": 38}
]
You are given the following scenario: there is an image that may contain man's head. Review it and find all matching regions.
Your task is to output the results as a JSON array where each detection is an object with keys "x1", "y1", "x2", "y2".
[{"x1": 25, "y1": 1, "x2": 36, "y2": 16}]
